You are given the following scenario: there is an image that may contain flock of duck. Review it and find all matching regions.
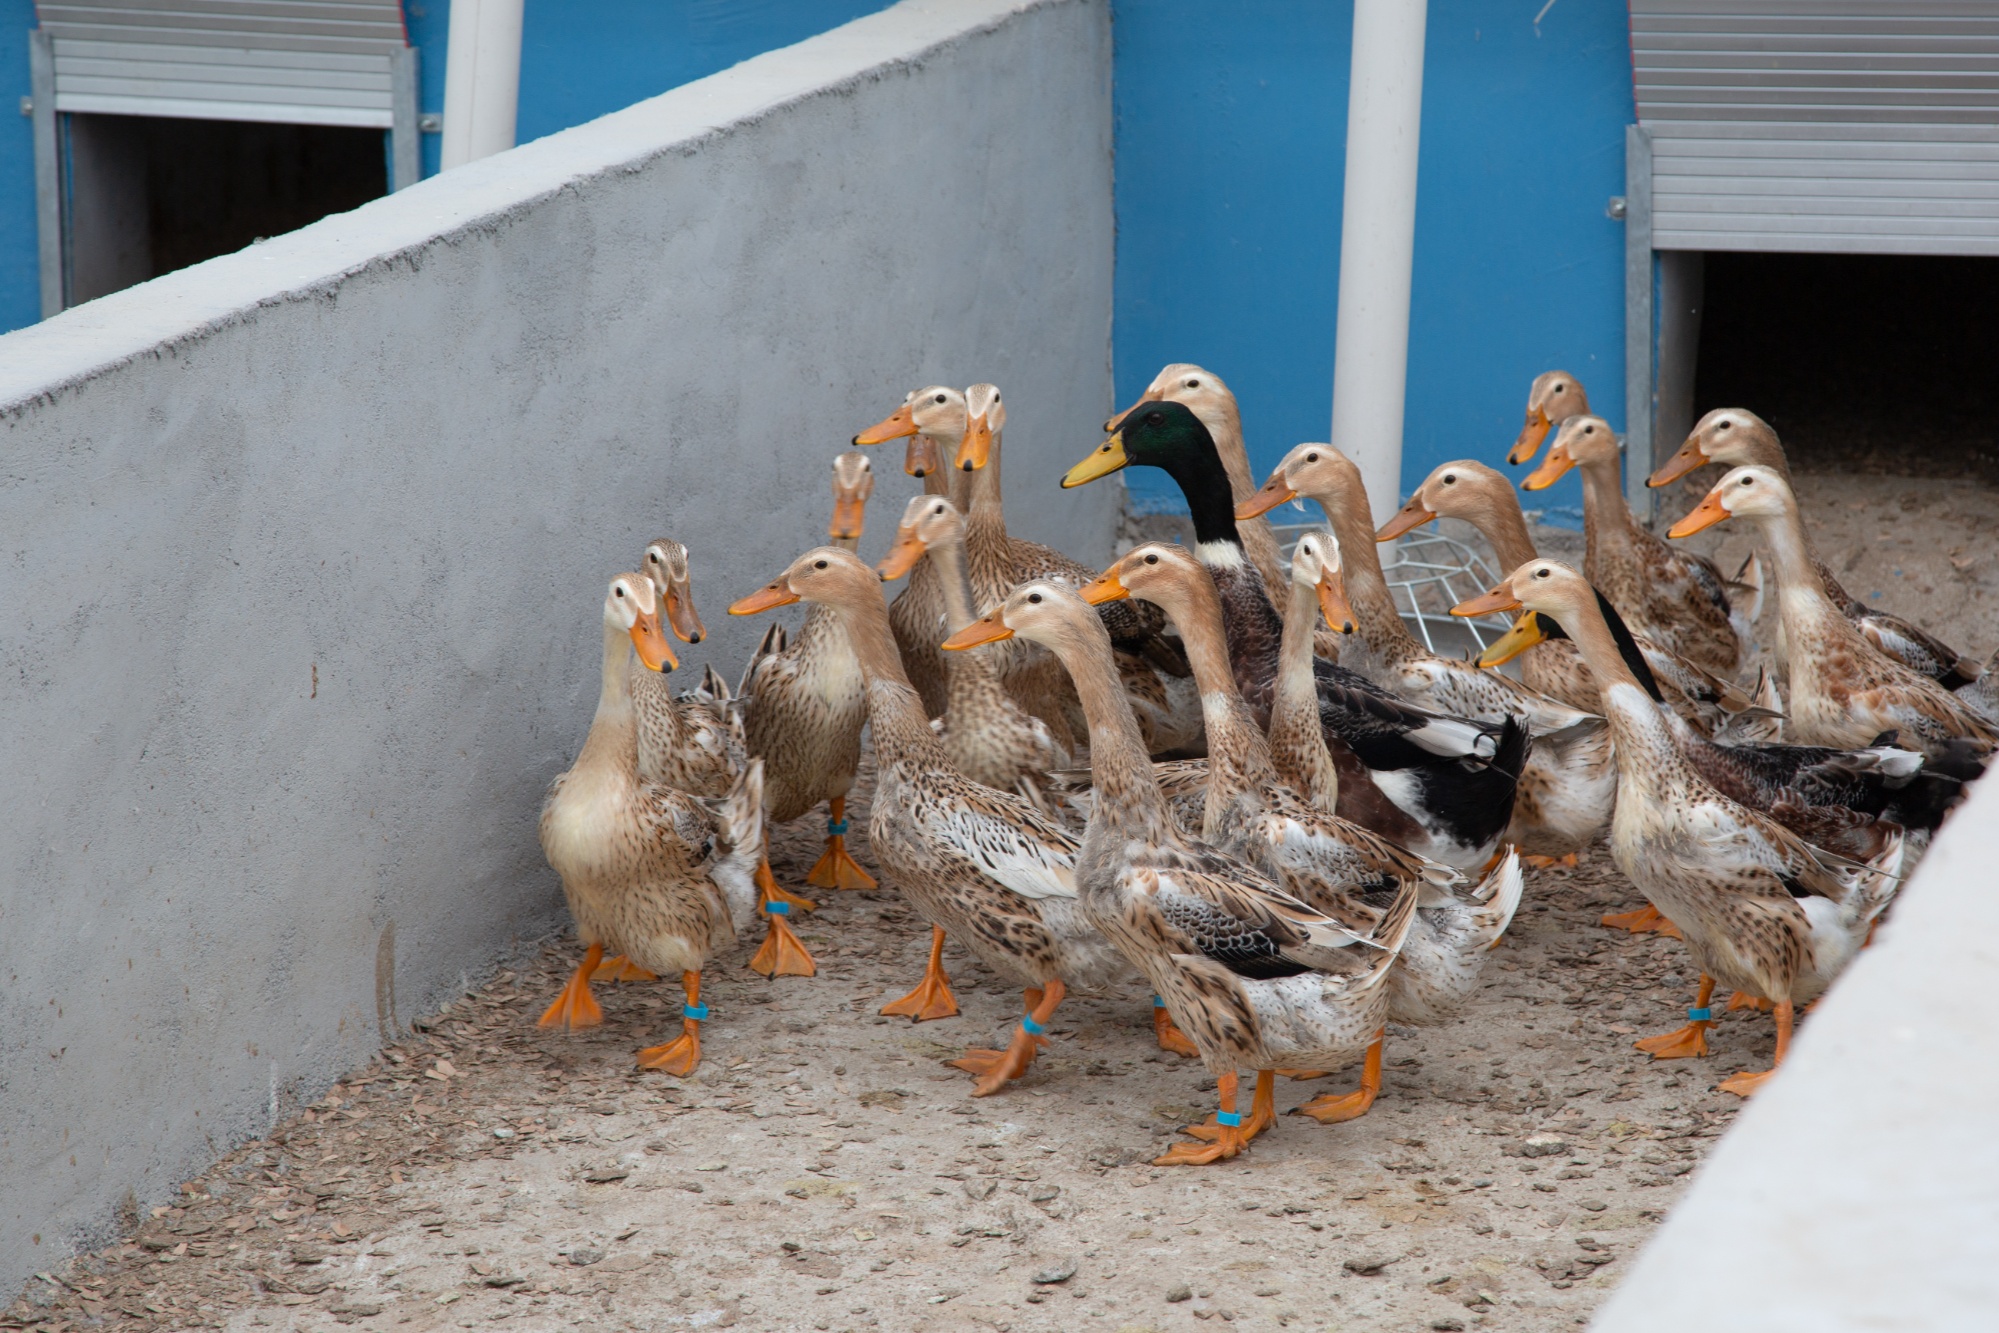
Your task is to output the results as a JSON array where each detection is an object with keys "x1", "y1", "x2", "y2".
[{"x1": 536, "y1": 364, "x2": 1993, "y2": 1166}]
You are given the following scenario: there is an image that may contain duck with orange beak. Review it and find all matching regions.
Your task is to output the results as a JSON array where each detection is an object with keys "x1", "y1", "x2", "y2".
[
  {"x1": 737, "y1": 547, "x2": 1130, "y2": 1095},
  {"x1": 1522, "y1": 412, "x2": 1753, "y2": 679},
  {"x1": 1669, "y1": 466, "x2": 1998, "y2": 757},
  {"x1": 1452, "y1": 559, "x2": 1904, "y2": 1097},
  {"x1": 1651, "y1": 409, "x2": 1987, "y2": 698},
  {"x1": 535, "y1": 573, "x2": 768, "y2": 1079},
  {"x1": 1505, "y1": 369, "x2": 1590, "y2": 466},
  {"x1": 949, "y1": 578, "x2": 1415, "y2": 1162}
]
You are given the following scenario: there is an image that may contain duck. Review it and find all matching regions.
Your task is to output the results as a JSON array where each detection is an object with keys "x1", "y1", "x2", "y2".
[
  {"x1": 852, "y1": 386, "x2": 973, "y2": 718},
  {"x1": 1454, "y1": 559, "x2": 1903, "y2": 1096},
  {"x1": 1669, "y1": 467, "x2": 1998, "y2": 757},
  {"x1": 1378, "y1": 458, "x2": 1771, "y2": 733},
  {"x1": 536, "y1": 572, "x2": 767, "y2": 1076},
  {"x1": 1241, "y1": 442, "x2": 1615, "y2": 864},
  {"x1": 1650, "y1": 407, "x2": 1993, "y2": 701},
  {"x1": 877, "y1": 493, "x2": 1068, "y2": 799},
  {"x1": 1523, "y1": 412, "x2": 1754, "y2": 679},
  {"x1": 1063, "y1": 400, "x2": 1530, "y2": 870},
  {"x1": 1506, "y1": 368, "x2": 1592, "y2": 466},
  {"x1": 946, "y1": 578, "x2": 1415, "y2": 1163},
  {"x1": 632, "y1": 538, "x2": 743, "y2": 798},
  {"x1": 733, "y1": 547, "x2": 1138, "y2": 1094},
  {"x1": 1088, "y1": 535, "x2": 1521, "y2": 1121},
  {"x1": 731, "y1": 452, "x2": 883, "y2": 978},
  {"x1": 953, "y1": 384, "x2": 1198, "y2": 753}
]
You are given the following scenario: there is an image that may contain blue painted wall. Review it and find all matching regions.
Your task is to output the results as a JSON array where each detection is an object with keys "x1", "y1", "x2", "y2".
[
  {"x1": 1, "y1": 0, "x2": 895, "y2": 333},
  {"x1": 1111, "y1": 0, "x2": 1634, "y2": 517}
]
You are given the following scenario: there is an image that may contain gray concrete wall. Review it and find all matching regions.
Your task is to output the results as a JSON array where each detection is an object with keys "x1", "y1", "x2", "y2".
[
  {"x1": 0, "y1": 0, "x2": 1115, "y2": 1295},
  {"x1": 1590, "y1": 761, "x2": 1999, "y2": 1330}
]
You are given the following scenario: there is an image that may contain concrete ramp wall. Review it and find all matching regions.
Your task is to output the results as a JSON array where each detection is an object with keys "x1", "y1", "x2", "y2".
[{"x1": 0, "y1": 0, "x2": 1115, "y2": 1295}]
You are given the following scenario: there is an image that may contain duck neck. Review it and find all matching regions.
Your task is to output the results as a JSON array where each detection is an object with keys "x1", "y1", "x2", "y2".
[
  {"x1": 1305, "y1": 466, "x2": 1417, "y2": 665},
  {"x1": 962, "y1": 441, "x2": 1013, "y2": 610},
  {"x1": 1465, "y1": 492, "x2": 1542, "y2": 572},
  {"x1": 579, "y1": 619, "x2": 640, "y2": 777},
  {"x1": 930, "y1": 536, "x2": 976, "y2": 633},
  {"x1": 1578, "y1": 453, "x2": 1643, "y2": 570},
  {"x1": 1145, "y1": 578, "x2": 1278, "y2": 798},
  {"x1": 1552, "y1": 595, "x2": 1675, "y2": 759},
  {"x1": 1052, "y1": 626, "x2": 1175, "y2": 839},
  {"x1": 1747, "y1": 503, "x2": 1839, "y2": 645},
  {"x1": 1272, "y1": 579, "x2": 1340, "y2": 810},
  {"x1": 1154, "y1": 440, "x2": 1248, "y2": 561},
  {"x1": 825, "y1": 583, "x2": 949, "y2": 764},
  {"x1": 1201, "y1": 399, "x2": 1286, "y2": 599}
]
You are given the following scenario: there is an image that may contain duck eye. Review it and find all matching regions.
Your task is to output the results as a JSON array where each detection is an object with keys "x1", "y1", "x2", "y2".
[
  {"x1": 1443, "y1": 474, "x2": 1455, "y2": 484},
  {"x1": 615, "y1": 587, "x2": 625, "y2": 597},
  {"x1": 1144, "y1": 553, "x2": 1159, "y2": 564},
  {"x1": 1186, "y1": 378, "x2": 1200, "y2": 388},
  {"x1": 1145, "y1": 410, "x2": 1163, "y2": 425},
  {"x1": 1740, "y1": 476, "x2": 1753, "y2": 486},
  {"x1": 814, "y1": 559, "x2": 829, "y2": 569},
  {"x1": 1028, "y1": 593, "x2": 1043, "y2": 604},
  {"x1": 1535, "y1": 568, "x2": 1550, "y2": 578},
  {"x1": 934, "y1": 394, "x2": 946, "y2": 403},
  {"x1": 1718, "y1": 420, "x2": 1732, "y2": 430},
  {"x1": 1553, "y1": 385, "x2": 1565, "y2": 394}
]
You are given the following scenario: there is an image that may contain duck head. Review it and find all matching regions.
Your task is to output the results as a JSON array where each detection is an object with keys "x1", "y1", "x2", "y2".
[
  {"x1": 1511, "y1": 370, "x2": 1589, "y2": 465},
  {"x1": 730, "y1": 546, "x2": 880, "y2": 618},
  {"x1": 1667, "y1": 464, "x2": 1793, "y2": 538},
  {"x1": 1450, "y1": 559, "x2": 1595, "y2": 669},
  {"x1": 1236, "y1": 442, "x2": 1362, "y2": 520},
  {"x1": 828, "y1": 451, "x2": 875, "y2": 547},
  {"x1": 1107, "y1": 363, "x2": 1240, "y2": 442},
  {"x1": 941, "y1": 578, "x2": 1107, "y2": 658},
  {"x1": 954, "y1": 383, "x2": 1005, "y2": 473},
  {"x1": 853, "y1": 386, "x2": 969, "y2": 479},
  {"x1": 607, "y1": 571, "x2": 677, "y2": 672},
  {"x1": 1288, "y1": 529, "x2": 1357, "y2": 636},
  {"x1": 1376, "y1": 459, "x2": 1513, "y2": 541},
  {"x1": 1648, "y1": 408, "x2": 1785, "y2": 489},
  {"x1": 640, "y1": 538, "x2": 706, "y2": 645},
  {"x1": 1522, "y1": 414, "x2": 1618, "y2": 491},
  {"x1": 876, "y1": 494, "x2": 964, "y2": 582}
]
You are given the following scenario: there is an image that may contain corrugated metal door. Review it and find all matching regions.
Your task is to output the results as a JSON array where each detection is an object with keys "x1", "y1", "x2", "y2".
[
  {"x1": 36, "y1": 0, "x2": 410, "y2": 129},
  {"x1": 1629, "y1": 1, "x2": 1999, "y2": 255}
]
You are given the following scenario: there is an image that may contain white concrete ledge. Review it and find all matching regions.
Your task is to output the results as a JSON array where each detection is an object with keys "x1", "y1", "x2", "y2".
[
  {"x1": 0, "y1": 0, "x2": 1114, "y2": 1297},
  {"x1": 1591, "y1": 766, "x2": 1999, "y2": 1330}
]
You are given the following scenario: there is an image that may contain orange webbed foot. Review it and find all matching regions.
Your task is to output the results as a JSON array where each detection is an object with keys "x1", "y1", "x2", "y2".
[
  {"x1": 1186, "y1": 1072, "x2": 1276, "y2": 1142},
  {"x1": 753, "y1": 859, "x2": 817, "y2": 914},
  {"x1": 1634, "y1": 1022, "x2": 1711, "y2": 1060},
  {"x1": 538, "y1": 944, "x2": 606, "y2": 1030},
  {"x1": 880, "y1": 927, "x2": 958, "y2": 1020},
  {"x1": 1717, "y1": 1066, "x2": 1775, "y2": 1097},
  {"x1": 1726, "y1": 991, "x2": 1774, "y2": 1012},
  {"x1": 747, "y1": 909, "x2": 817, "y2": 978},
  {"x1": 1290, "y1": 1031, "x2": 1382, "y2": 1124},
  {"x1": 636, "y1": 1030, "x2": 701, "y2": 1076},
  {"x1": 950, "y1": 984, "x2": 1062, "y2": 1096},
  {"x1": 1601, "y1": 904, "x2": 1682, "y2": 938},
  {"x1": 592, "y1": 955, "x2": 659, "y2": 983},
  {"x1": 805, "y1": 804, "x2": 877, "y2": 890},
  {"x1": 1271, "y1": 1068, "x2": 1330, "y2": 1081},
  {"x1": 1522, "y1": 852, "x2": 1579, "y2": 869},
  {"x1": 1152, "y1": 1000, "x2": 1199, "y2": 1058},
  {"x1": 1155, "y1": 1123, "x2": 1247, "y2": 1166}
]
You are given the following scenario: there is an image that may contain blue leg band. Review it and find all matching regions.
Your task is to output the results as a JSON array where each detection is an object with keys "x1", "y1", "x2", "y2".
[
  {"x1": 1021, "y1": 1015, "x2": 1047, "y2": 1036},
  {"x1": 766, "y1": 901, "x2": 790, "y2": 917},
  {"x1": 1152, "y1": 995, "x2": 1166, "y2": 1009},
  {"x1": 1687, "y1": 1007, "x2": 1712, "y2": 1022},
  {"x1": 683, "y1": 1003, "x2": 709, "y2": 1021},
  {"x1": 1215, "y1": 1110, "x2": 1243, "y2": 1128},
  {"x1": 827, "y1": 819, "x2": 849, "y2": 836}
]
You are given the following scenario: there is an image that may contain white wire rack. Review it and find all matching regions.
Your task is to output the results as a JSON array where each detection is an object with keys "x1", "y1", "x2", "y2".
[{"x1": 1268, "y1": 519, "x2": 1516, "y2": 658}]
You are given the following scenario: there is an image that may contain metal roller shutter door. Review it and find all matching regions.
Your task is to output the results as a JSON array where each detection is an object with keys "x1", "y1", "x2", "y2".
[
  {"x1": 34, "y1": 1, "x2": 411, "y2": 128},
  {"x1": 1629, "y1": 1, "x2": 1999, "y2": 256}
]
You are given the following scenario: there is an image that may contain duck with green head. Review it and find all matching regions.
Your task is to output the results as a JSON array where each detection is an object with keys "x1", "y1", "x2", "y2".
[{"x1": 1063, "y1": 401, "x2": 1529, "y2": 871}]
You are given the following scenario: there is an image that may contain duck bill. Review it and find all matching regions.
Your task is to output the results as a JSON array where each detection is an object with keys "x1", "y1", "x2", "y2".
[
  {"x1": 1509, "y1": 409, "x2": 1551, "y2": 465},
  {"x1": 1477, "y1": 612, "x2": 1548, "y2": 669},
  {"x1": 1667, "y1": 492, "x2": 1733, "y2": 539},
  {"x1": 1062, "y1": 432, "x2": 1129, "y2": 489},
  {"x1": 1647, "y1": 436, "x2": 1710, "y2": 488},
  {"x1": 661, "y1": 583, "x2": 706, "y2": 644},
  {"x1": 629, "y1": 609, "x2": 680, "y2": 672},
  {"x1": 1236, "y1": 473, "x2": 1296, "y2": 520},
  {"x1": 852, "y1": 403, "x2": 916, "y2": 446},
  {"x1": 904, "y1": 434, "x2": 943, "y2": 479},
  {"x1": 1521, "y1": 447, "x2": 1574, "y2": 492},
  {"x1": 955, "y1": 414, "x2": 993, "y2": 472},
  {"x1": 1375, "y1": 498, "x2": 1436, "y2": 541},
  {"x1": 1079, "y1": 571, "x2": 1131, "y2": 606},
  {"x1": 828, "y1": 494, "x2": 867, "y2": 543},
  {"x1": 729, "y1": 581, "x2": 800, "y2": 615},
  {"x1": 941, "y1": 611, "x2": 1013, "y2": 651},
  {"x1": 1451, "y1": 586, "x2": 1523, "y2": 619},
  {"x1": 876, "y1": 530, "x2": 927, "y2": 582},
  {"x1": 1315, "y1": 573, "x2": 1357, "y2": 636}
]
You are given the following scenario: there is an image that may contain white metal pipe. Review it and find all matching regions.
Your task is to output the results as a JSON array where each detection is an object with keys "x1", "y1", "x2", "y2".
[
  {"x1": 1328, "y1": 0, "x2": 1428, "y2": 524},
  {"x1": 440, "y1": 0, "x2": 524, "y2": 170}
]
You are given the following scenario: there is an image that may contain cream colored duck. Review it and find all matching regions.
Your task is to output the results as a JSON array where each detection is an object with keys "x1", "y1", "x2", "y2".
[
  {"x1": 949, "y1": 579, "x2": 1414, "y2": 1163},
  {"x1": 632, "y1": 538, "x2": 743, "y2": 797},
  {"x1": 734, "y1": 547, "x2": 1136, "y2": 1094},
  {"x1": 1455, "y1": 560, "x2": 1902, "y2": 1096},
  {"x1": 1242, "y1": 443, "x2": 1615, "y2": 863},
  {"x1": 1524, "y1": 413, "x2": 1753, "y2": 678},
  {"x1": 1379, "y1": 459, "x2": 1769, "y2": 733},
  {"x1": 536, "y1": 572, "x2": 767, "y2": 1076},
  {"x1": 853, "y1": 386, "x2": 973, "y2": 718},
  {"x1": 1670, "y1": 467, "x2": 1998, "y2": 757},
  {"x1": 878, "y1": 494, "x2": 1068, "y2": 799},
  {"x1": 1507, "y1": 368, "x2": 1592, "y2": 465},
  {"x1": 1651, "y1": 407, "x2": 1991, "y2": 699}
]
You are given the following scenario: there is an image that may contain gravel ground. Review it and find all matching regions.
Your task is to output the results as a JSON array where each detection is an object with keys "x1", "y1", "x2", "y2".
[{"x1": 10, "y1": 470, "x2": 1995, "y2": 1333}]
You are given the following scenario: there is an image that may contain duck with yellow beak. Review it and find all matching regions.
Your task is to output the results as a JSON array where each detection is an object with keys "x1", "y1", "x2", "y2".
[
  {"x1": 1669, "y1": 466, "x2": 1998, "y2": 757},
  {"x1": 1452, "y1": 559, "x2": 1903, "y2": 1097},
  {"x1": 1522, "y1": 413, "x2": 1752, "y2": 679},
  {"x1": 1067, "y1": 402, "x2": 1530, "y2": 871},
  {"x1": 536, "y1": 573, "x2": 769, "y2": 1078},
  {"x1": 737, "y1": 547, "x2": 1130, "y2": 1095},
  {"x1": 946, "y1": 578, "x2": 1415, "y2": 1162},
  {"x1": 1651, "y1": 409, "x2": 1986, "y2": 696}
]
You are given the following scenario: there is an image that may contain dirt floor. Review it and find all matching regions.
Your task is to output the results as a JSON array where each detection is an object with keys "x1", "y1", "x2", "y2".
[{"x1": 10, "y1": 471, "x2": 1998, "y2": 1333}]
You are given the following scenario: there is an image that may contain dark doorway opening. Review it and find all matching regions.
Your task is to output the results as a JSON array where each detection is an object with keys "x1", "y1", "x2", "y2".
[
  {"x1": 1693, "y1": 252, "x2": 1999, "y2": 480},
  {"x1": 65, "y1": 115, "x2": 388, "y2": 306}
]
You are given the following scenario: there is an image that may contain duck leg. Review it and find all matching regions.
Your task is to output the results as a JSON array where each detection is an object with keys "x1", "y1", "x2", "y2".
[
  {"x1": 1185, "y1": 1070, "x2": 1278, "y2": 1144},
  {"x1": 1293, "y1": 1030, "x2": 1384, "y2": 1123},
  {"x1": 1601, "y1": 904, "x2": 1683, "y2": 938},
  {"x1": 1635, "y1": 975, "x2": 1715, "y2": 1060},
  {"x1": 538, "y1": 943, "x2": 606, "y2": 1030},
  {"x1": 1717, "y1": 1000, "x2": 1792, "y2": 1097},
  {"x1": 1152, "y1": 995, "x2": 1199, "y2": 1057},
  {"x1": 756, "y1": 856, "x2": 818, "y2": 915},
  {"x1": 804, "y1": 797, "x2": 878, "y2": 890},
  {"x1": 1155, "y1": 1071, "x2": 1249, "y2": 1166},
  {"x1": 635, "y1": 972, "x2": 705, "y2": 1075},
  {"x1": 879, "y1": 926, "x2": 959, "y2": 1021},
  {"x1": 748, "y1": 860, "x2": 817, "y2": 978},
  {"x1": 591, "y1": 955, "x2": 659, "y2": 983},
  {"x1": 949, "y1": 980, "x2": 1067, "y2": 1096},
  {"x1": 1726, "y1": 991, "x2": 1773, "y2": 1012}
]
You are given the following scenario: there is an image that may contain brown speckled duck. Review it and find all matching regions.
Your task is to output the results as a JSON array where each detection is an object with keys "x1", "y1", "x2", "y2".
[
  {"x1": 536, "y1": 573, "x2": 767, "y2": 1076},
  {"x1": 1507, "y1": 368, "x2": 1591, "y2": 466}
]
